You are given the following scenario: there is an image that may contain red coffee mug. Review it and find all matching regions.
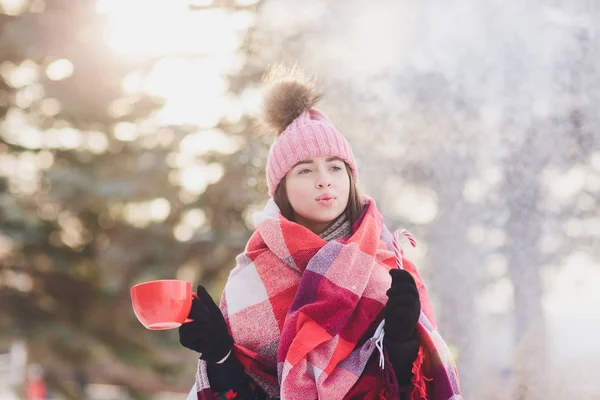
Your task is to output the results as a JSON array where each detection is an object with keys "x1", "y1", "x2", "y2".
[{"x1": 130, "y1": 279, "x2": 198, "y2": 330}]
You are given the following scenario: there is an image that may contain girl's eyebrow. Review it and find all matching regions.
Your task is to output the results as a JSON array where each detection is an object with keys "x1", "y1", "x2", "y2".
[{"x1": 292, "y1": 157, "x2": 341, "y2": 168}]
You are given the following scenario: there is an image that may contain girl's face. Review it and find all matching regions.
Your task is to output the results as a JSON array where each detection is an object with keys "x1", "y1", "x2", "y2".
[{"x1": 285, "y1": 156, "x2": 350, "y2": 235}]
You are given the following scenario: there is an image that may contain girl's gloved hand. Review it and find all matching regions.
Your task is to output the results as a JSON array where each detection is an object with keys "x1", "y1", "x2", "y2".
[
  {"x1": 178, "y1": 285, "x2": 233, "y2": 363},
  {"x1": 384, "y1": 269, "x2": 422, "y2": 385},
  {"x1": 384, "y1": 269, "x2": 421, "y2": 342}
]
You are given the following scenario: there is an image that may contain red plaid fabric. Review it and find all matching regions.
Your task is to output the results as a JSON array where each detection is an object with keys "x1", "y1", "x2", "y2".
[{"x1": 194, "y1": 197, "x2": 461, "y2": 400}]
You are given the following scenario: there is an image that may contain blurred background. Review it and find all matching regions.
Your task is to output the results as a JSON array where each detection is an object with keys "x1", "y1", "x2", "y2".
[{"x1": 0, "y1": 0, "x2": 599, "y2": 399}]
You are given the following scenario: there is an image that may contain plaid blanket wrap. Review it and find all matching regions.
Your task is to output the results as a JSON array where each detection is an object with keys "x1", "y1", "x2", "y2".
[{"x1": 194, "y1": 197, "x2": 461, "y2": 400}]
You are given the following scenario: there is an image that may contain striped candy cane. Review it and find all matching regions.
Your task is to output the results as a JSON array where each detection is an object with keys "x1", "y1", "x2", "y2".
[{"x1": 392, "y1": 229, "x2": 417, "y2": 270}]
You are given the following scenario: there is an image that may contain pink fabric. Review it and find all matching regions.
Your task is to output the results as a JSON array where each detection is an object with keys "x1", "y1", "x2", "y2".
[{"x1": 266, "y1": 107, "x2": 359, "y2": 197}]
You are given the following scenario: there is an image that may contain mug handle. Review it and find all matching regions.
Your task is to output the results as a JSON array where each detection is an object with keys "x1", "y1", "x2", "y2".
[{"x1": 183, "y1": 292, "x2": 199, "y2": 324}]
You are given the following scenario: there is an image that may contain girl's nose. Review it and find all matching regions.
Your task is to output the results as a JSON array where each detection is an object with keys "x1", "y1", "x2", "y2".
[{"x1": 316, "y1": 172, "x2": 332, "y2": 188}]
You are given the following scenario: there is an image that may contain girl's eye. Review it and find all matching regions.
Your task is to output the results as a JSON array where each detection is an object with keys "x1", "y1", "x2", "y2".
[{"x1": 298, "y1": 165, "x2": 342, "y2": 174}]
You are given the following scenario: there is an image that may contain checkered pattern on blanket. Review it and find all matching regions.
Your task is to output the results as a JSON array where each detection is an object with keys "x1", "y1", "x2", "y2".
[{"x1": 194, "y1": 197, "x2": 461, "y2": 400}]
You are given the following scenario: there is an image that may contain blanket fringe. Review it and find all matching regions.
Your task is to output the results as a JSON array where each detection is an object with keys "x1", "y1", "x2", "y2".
[
  {"x1": 410, "y1": 345, "x2": 432, "y2": 400},
  {"x1": 378, "y1": 348, "x2": 399, "y2": 400}
]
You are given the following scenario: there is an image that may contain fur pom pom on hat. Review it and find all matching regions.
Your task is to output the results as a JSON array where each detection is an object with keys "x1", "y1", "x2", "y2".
[{"x1": 261, "y1": 64, "x2": 358, "y2": 197}]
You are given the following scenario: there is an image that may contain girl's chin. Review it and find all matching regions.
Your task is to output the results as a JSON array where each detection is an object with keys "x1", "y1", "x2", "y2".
[{"x1": 305, "y1": 208, "x2": 344, "y2": 222}]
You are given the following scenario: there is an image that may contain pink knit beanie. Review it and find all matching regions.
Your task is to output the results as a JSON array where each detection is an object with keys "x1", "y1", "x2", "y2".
[{"x1": 262, "y1": 69, "x2": 358, "y2": 197}]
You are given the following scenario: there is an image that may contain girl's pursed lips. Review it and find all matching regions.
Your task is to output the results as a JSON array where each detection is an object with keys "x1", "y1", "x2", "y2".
[{"x1": 315, "y1": 193, "x2": 335, "y2": 201}]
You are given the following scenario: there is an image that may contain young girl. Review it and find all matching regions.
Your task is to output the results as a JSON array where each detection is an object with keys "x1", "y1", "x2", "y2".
[{"x1": 179, "y1": 67, "x2": 461, "y2": 400}]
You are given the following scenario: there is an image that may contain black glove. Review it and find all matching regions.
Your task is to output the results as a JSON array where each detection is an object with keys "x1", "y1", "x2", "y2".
[
  {"x1": 384, "y1": 269, "x2": 421, "y2": 342},
  {"x1": 384, "y1": 269, "x2": 421, "y2": 386},
  {"x1": 178, "y1": 285, "x2": 233, "y2": 363}
]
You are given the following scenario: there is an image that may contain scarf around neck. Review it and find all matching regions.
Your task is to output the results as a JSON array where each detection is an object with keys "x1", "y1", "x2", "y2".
[
  {"x1": 194, "y1": 196, "x2": 461, "y2": 400},
  {"x1": 318, "y1": 212, "x2": 352, "y2": 241}
]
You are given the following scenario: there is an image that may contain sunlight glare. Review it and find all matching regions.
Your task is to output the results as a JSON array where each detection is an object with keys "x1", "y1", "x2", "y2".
[
  {"x1": 150, "y1": 198, "x2": 171, "y2": 221},
  {"x1": 46, "y1": 59, "x2": 74, "y2": 81},
  {"x1": 591, "y1": 152, "x2": 600, "y2": 170},
  {"x1": 384, "y1": 177, "x2": 438, "y2": 224},
  {"x1": 179, "y1": 163, "x2": 224, "y2": 194},
  {"x1": 121, "y1": 72, "x2": 144, "y2": 95},
  {"x1": 144, "y1": 59, "x2": 230, "y2": 126},
  {"x1": 543, "y1": 165, "x2": 587, "y2": 203},
  {"x1": 40, "y1": 98, "x2": 61, "y2": 117},
  {"x1": 103, "y1": 1, "x2": 242, "y2": 56},
  {"x1": 190, "y1": 0, "x2": 213, "y2": 5},
  {"x1": 544, "y1": 252, "x2": 600, "y2": 315},
  {"x1": 183, "y1": 208, "x2": 206, "y2": 229},
  {"x1": 174, "y1": 223, "x2": 194, "y2": 242},
  {"x1": 113, "y1": 122, "x2": 137, "y2": 142},
  {"x1": 477, "y1": 277, "x2": 513, "y2": 314},
  {"x1": 463, "y1": 179, "x2": 487, "y2": 203},
  {"x1": 87, "y1": 131, "x2": 109, "y2": 154},
  {"x1": 1, "y1": 60, "x2": 39, "y2": 88},
  {"x1": 123, "y1": 199, "x2": 171, "y2": 227},
  {"x1": 0, "y1": 0, "x2": 27, "y2": 16},
  {"x1": 179, "y1": 129, "x2": 244, "y2": 155},
  {"x1": 56, "y1": 128, "x2": 83, "y2": 150},
  {"x1": 18, "y1": 127, "x2": 43, "y2": 149},
  {"x1": 36, "y1": 150, "x2": 54, "y2": 169}
]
